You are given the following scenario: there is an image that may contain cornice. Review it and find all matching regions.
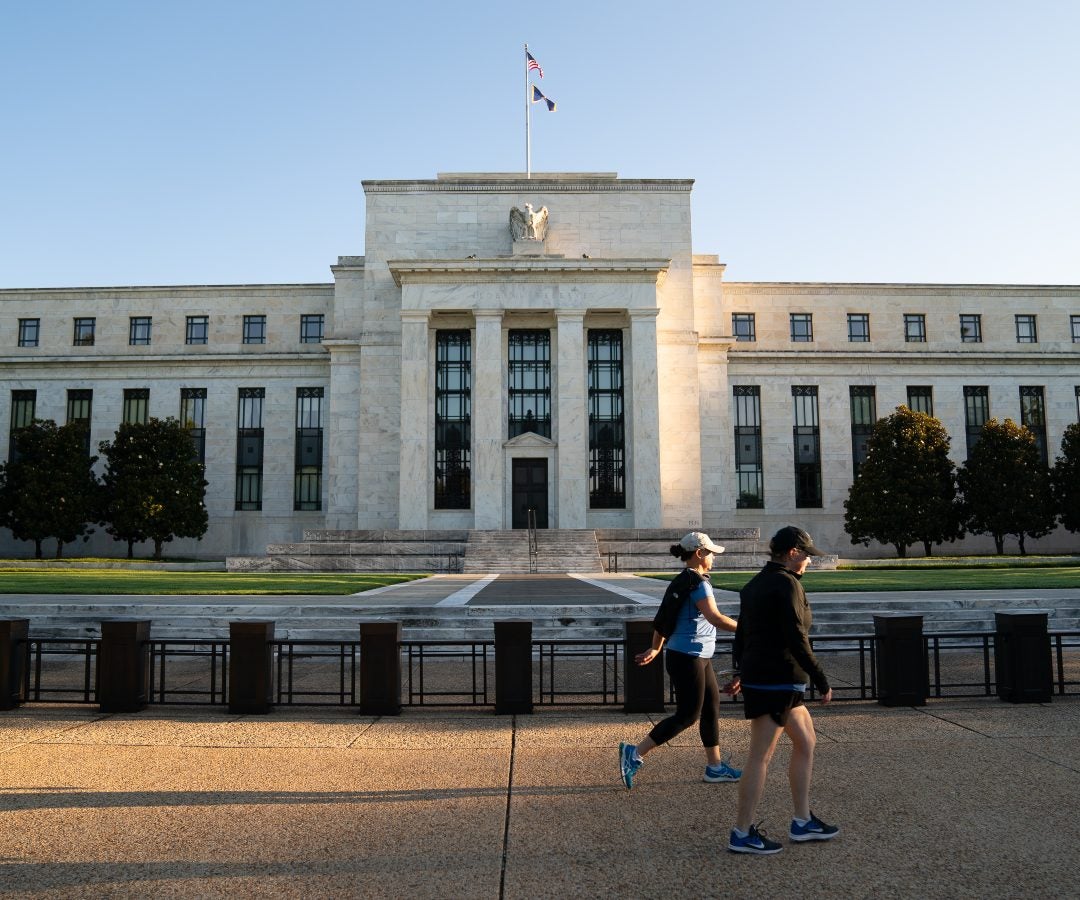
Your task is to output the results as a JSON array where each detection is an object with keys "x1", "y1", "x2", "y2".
[
  {"x1": 0, "y1": 352, "x2": 328, "y2": 367},
  {"x1": 722, "y1": 349, "x2": 1080, "y2": 365},
  {"x1": 364, "y1": 177, "x2": 693, "y2": 194},
  {"x1": 0, "y1": 284, "x2": 333, "y2": 299},
  {"x1": 722, "y1": 282, "x2": 1080, "y2": 296},
  {"x1": 387, "y1": 257, "x2": 670, "y2": 287}
]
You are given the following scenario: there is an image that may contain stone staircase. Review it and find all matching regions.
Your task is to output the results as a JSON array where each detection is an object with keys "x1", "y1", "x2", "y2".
[
  {"x1": 4, "y1": 591, "x2": 1078, "y2": 644},
  {"x1": 462, "y1": 529, "x2": 603, "y2": 574},
  {"x1": 227, "y1": 526, "x2": 837, "y2": 574}
]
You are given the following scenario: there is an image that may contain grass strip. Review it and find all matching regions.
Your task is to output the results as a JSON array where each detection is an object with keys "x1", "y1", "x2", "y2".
[{"x1": 0, "y1": 570, "x2": 427, "y2": 595}]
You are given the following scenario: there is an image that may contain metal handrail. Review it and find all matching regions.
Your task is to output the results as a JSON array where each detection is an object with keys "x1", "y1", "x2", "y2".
[{"x1": 526, "y1": 507, "x2": 538, "y2": 573}]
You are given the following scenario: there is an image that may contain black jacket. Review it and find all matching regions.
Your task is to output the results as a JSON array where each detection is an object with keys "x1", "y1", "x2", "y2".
[{"x1": 733, "y1": 561, "x2": 829, "y2": 693}]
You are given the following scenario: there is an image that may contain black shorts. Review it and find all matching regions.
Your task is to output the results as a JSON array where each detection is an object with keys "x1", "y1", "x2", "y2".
[{"x1": 742, "y1": 687, "x2": 805, "y2": 726}]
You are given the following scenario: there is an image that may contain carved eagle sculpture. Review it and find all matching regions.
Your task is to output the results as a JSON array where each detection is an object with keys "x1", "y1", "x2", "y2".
[{"x1": 509, "y1": 202, "x2": 549, "y2": 241}]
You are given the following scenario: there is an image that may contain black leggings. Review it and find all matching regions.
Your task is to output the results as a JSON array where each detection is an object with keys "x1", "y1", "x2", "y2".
[{"x1": 647, "y1": 649, "x2": 721, "y2": 748}]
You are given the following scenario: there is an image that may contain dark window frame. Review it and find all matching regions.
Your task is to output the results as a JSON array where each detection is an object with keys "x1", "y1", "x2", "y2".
[
  {"x1": 960, "y1": 314, "x2": 982, "y2": 343},
  {"x1": 792, "y1": 385, "x2": 822, "y2": 508},
  {"x1": 18, "y1": 318, "x2": 40, "y2": 348},
  {"x1": 904, "y1": 314, "x2": 926, "y2": 343},
  {"x1": 73, "y1": 318, "x2": 96, "y2": 347},
  {"x1": 128, "y1": 316, "x2": 152, "y2": 346},
  {"x1": 733, "y1": 385, "x2": 763, "y2": 509},
  {"x1": 66, "y1": 389, "x2": 93, "y2": 455},
  {"x1": 906, "y1": 386, "x2": 934, "y2": 417},
  {"x1": 299, "y1": 314, "x2": 324, "y2": 344},
  {"x1": 180, "y1": 387, "x2": 207, "y2": 464},
  {"x1": 1015, "y1": 314, "x2": 1038, "y2": 344},
  {"x1": 9, "y1": 390, "x2": 36, "y2": 461},
  {"x1": 847, "y1": 313, "x2": 870, "y2": 343},
  {"x1": 963, "y1": 386, "x2": 990, "y2": 457},
  {"x1": 294, "y1": 387, "x2": 324, "y2": 511},
  {"x1": 243, "y1": 315, "x2": 267, "y2": 345},
  {"x1": 508, "y1": 329, "x2": 552, "y2": 439},
  {"x1": 849, "y1": 386, "x2": 877, "y2": 477},
  {"x1": 732, "y1": 313, "x2": 756, "y2": 342},
  {"x1": 587, "y1": 329, "x2": 626, "y2": 509},
  {"x1": 790, "y1": 313, "x2": 813, "y2": 343},
  {"x1": 186, "y1": 316, "x2": 209, "y2": 345},
  {"x1": 1019, "y1": 386, "x2": 1048, "y2": 466},
  {"x1": 434, "y1": 330, "x2": 472, "y2": 510},
  {"x1": 122, "y1": 388, "x2": 149, "y2": 425},
  {"x1": 235, "y1": 387, "x2": 265, "y2": 510}
]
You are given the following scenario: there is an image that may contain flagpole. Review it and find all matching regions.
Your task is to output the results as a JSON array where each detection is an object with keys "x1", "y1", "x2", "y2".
[{"x1": 525, "y1": 43, "x2": 531, "y2": 179}]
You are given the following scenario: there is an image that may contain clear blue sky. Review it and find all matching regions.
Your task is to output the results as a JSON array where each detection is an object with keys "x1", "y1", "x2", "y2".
[{"x1": 2, "y1": 1, "x2": 1077, "y2": 288}]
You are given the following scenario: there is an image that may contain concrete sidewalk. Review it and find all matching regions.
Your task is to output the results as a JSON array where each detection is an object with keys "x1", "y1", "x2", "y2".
[{"x1": 2, "y1": 697, "x2": 1078, "y2": 898}]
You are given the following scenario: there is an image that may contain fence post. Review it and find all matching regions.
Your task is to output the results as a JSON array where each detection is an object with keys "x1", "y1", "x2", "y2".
[
  {"x1": 360, "y1": 622, "x2": 402, "y2": 715},
  {"x1": 874, "y1": 614, "x2": 928, "y2": 707},
  {"x1": 229, "y1": 621, "x2": 275, "y2": 714},
  {"x1": 995, "y1": 611, "x2": 1052, "y2": 703},
  {"x1": 0, "y1": 619, "x2": 30, "y2": 711},
  {"x1": 97, "y1": 619, "x2": 151, "y2": 713},
  {"x1": 494, "y1": 620, "x2": 532, "y2": 714},
  {"x1": 623, "y1": 620, "x2": 664, "y2": 713}
]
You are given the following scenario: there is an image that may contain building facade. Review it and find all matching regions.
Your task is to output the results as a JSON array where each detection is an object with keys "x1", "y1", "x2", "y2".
[{"x1": 2, "y1": 172, "x2": 1078, "y2": 557}]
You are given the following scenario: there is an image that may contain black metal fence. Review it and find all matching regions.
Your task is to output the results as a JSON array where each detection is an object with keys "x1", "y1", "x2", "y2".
[{"x1": 10, "y1": 628, "x2": 1080, "y2": 711}]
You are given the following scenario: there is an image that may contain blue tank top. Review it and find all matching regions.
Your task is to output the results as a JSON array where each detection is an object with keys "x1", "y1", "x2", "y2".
[{"x1": 665, "y1": 574, "x2": 716, "y2": 659}]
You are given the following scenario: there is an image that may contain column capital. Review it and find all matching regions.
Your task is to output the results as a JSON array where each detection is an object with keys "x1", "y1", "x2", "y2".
[
  {"x1": 555, "y1": 309, "x2": 586, "y2": 321},
  {"x1": 474, "y1": 308, "x2": 504, "y2": 319}
]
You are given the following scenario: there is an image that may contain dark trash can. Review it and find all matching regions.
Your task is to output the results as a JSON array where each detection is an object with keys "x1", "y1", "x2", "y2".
[
  {"x1": 229, "y1": 621, "x2": 275, "y2": 714},
  {"x1": 97, "y1": 619, "x2": 151, "y2": 713},
  {"x1": 623, "y1": 620, "x2": 665, "y2": 713},
  {"x1": 874, "y1": 614, "x2": 928, "y2": 707},
  {"x1": 494, "y1": 620, "x2": 532, "y2": 714},
  {"x1": 360, "y1": 621, "x2": 402, "y2": 716},
  {"x1": 995, "y1": 611, "x2": 1052, "y2": 703},
  {"x1": 0, "y1": 619, "x2": 30, "y2": 711}
]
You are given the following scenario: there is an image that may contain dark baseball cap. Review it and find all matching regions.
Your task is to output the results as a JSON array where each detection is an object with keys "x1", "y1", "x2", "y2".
[{"x1": 770, "y1": 526, "x2": 826, "y2": 556}]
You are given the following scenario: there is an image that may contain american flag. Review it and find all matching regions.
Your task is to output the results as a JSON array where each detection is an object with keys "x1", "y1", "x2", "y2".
[{"x1": 526, "y1": 50, "x2": 543, "y2": 78}]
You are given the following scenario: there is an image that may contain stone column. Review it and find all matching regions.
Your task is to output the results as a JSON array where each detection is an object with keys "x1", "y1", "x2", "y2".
[
  {"x1": 472, "y1": 310, "x2": 504, "y2": 529},
  {"x1": 324, "y1": 340, "x2": 362, "y2": 530},
  {"x1": 556, "y1": 310, "x2": 587, "y2": 528},
  {"x1": 398, "y1": 312, "x2": 430, "y2": 529},
  {"x1": 629, "y1": 309, "x2": 662, "y2": 527}
]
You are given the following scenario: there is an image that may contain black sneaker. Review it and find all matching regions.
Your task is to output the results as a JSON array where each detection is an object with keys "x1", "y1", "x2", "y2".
[
  {"x1": 728, "y1": 823, "x2": 783, "y2": 855},
  {"x1": 789, "y1": 812, "x2": 840, "y2": 842}
]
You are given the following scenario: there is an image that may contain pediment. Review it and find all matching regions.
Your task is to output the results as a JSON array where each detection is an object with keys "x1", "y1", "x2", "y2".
[{"x1": 504, "y1": 431, "x2": 556, "y2": 449}]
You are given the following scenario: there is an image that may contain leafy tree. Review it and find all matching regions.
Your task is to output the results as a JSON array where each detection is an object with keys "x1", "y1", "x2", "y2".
[
  {"x1": 99, "y1": 418, "x2": 209, "y2": 560},
  {"x1": 1051, "y1": 422, "x2": 1080, "y2": 539},
  {"x1": 0, "y1": 419, "x2": 100, "y2": 558},
  {"x1": 957, "y1": 418, "x2": 1056, "y2": 555},
  {"x1": 843, "y1": 406, "x2": 962, "y2": 557}
]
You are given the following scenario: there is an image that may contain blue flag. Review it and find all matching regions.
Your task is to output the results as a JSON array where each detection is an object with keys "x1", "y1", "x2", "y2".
[{"x1": 531, "y1": 85, "x2": 556, "y2": 112}]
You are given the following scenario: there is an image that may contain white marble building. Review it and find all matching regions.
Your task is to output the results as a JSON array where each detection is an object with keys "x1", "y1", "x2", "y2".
[{"x1": 1, "y1": 172, "x2": 1078, "y2": 557}]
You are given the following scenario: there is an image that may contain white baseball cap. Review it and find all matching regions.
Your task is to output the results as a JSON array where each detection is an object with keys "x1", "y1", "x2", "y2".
[{"x1": 680, "y1": 531, "x2": 725, "y2": 554}]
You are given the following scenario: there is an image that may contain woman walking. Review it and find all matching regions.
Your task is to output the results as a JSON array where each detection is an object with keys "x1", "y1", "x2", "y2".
[
  {"x1": 727, "y1": 526, "x2": 839, "y2": 854},
  {"x1": 619, "y1": 532, "x2": 741, "y2": 789}
]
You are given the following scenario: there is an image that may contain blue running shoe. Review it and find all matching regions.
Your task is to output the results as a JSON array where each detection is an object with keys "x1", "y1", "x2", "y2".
[
  {"x1": 619, "y1": 741, "x2": 642, "y2": 789},
  {"x1": 703, "y1": 758, "x2": 742, "y2": 783},
  {"x1": 789, "y1": 812, "x2": 840, "y2": 842},
  {"x1": 728, "y1": 823, "x2": 783, "y2": 855}
]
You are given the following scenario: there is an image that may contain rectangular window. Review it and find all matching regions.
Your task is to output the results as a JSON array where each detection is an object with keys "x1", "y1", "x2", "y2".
[
  {"x1": 122, "y1": 388, "x2": 149, "y2": 425},
  {"x1": 73, "y1": 317, "x2": 95, "y2": 346},
  {"x1": 1019, "y1": 386, "x2": 1048, "y2": 466},
  {"x1": 1072, "y1": 315, "x2": 1080, "y2": 343},
  {"x1": 588, "y1": 329, "x2": 626, "y2": 509},
  {"x1": 66, "y1": 389, "x2": 93, "y2": 454},
  {"x1": 906, "y1": 386, "x2": 934, "y2": 417},
  {"x1": 128, "y1": 316, "x2": 152, "y2": 346},
  {"x1": 434, "y1": 330, "x2": 471, "y2": 509},
  {"x1": 792, "y1": 386, "x2": 822, "y2": 508},
  {"x1": 243, "y1": 315, "x2": 267, "y2": 345},
  {"x1": 1015, "y1": 314, "x2": 1038, "y2": 344},
  {"x1": 904, "y1": 314, "x2": 926, "y2": 343},
  {"x1": 790, "y1": 313, "x2": 813, "y2": 342},
  {"x1": 732, "y1": 313, "x2": 756, "y2": 342},
  {"x1": 180, "y1": 388, "x2": 207, "y2": 464},
  {"x1": 733, "y1": 386, "x2": 763, "y2": 509},
  {"x1": 9, "y1": 390, "x2": 36, "y2": 461},
  {"x1": 18, "y1": 319, "x2": 39, "y2": 347},
  {"x1": 847, "y1": 314, "x2": 870, "y2": 342},
  {"x1": 508, "y1": 330, "x2": 551, "y2": 438},
  {"x1": 960, "y1": 314, "x2": 982, "y2": 343},
  {"x1": 849, "y1": 386, "x2": 877, "y2": 477},
  {"x1": 294, "y1": 387, "x2": 324, "y2": 510},
  {"x1": 235, "y1": 388, "x2": 265, "y2": 510},
  {"x1": 299, "y1": 314, "x2": 324, "y2": 344},
  {"x1": 186, "y1": 316, "x2": 209, "y2": 345},
  {"x1": 963, "y1": 386, "x2": 990, "y2": 457}
]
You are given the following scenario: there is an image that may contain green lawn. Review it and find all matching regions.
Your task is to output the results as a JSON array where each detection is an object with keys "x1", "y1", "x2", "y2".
[
  {"x1": 0, "y1": 570, "x2": 427, "y2": 595},
  {"x1": 646, "y1": 564, "x2": 1080, "y2": 593}
]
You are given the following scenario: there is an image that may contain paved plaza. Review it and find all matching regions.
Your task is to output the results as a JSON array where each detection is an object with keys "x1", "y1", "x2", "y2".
[{"x1": 2, "y1": 695, "x2": 1079, "y2": 898}]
